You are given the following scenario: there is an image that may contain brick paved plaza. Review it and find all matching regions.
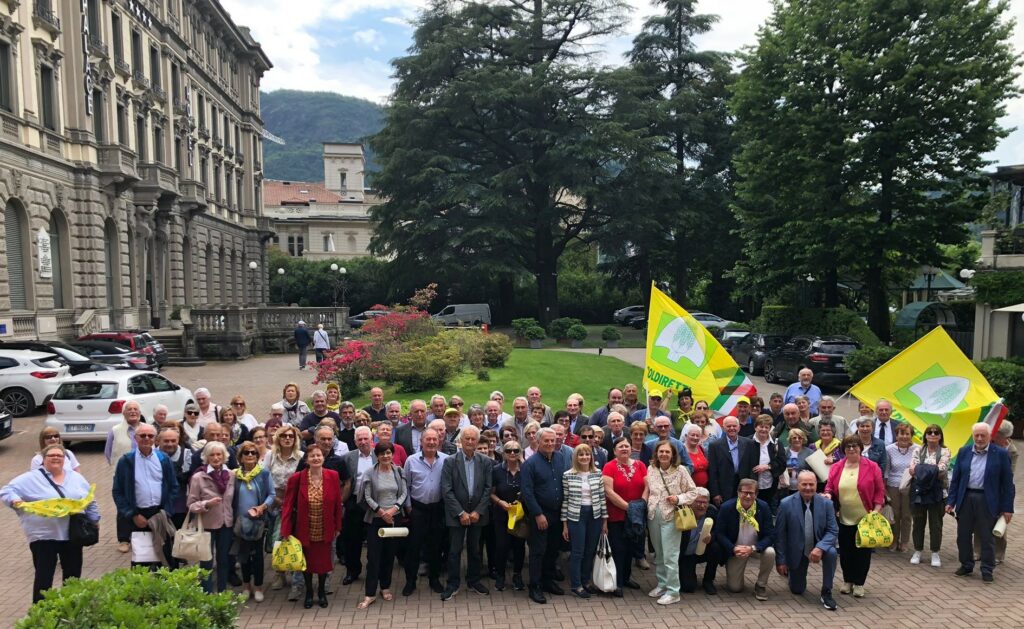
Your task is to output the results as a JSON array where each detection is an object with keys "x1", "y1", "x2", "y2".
[{"x1": 0, "y1": 353, "x2": 1021, "y2": 628}]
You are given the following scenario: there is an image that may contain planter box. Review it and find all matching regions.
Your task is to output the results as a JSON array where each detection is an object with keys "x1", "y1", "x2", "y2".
[
  {"x1": 606, "y1": 340, "x2": 618, "y2": 348},
  {"x1": 170, "y1": 319, "x2": 183, "y2": 330},
  {"x1": 529, "y1": 339, "x2": 543, "y2": 349}
]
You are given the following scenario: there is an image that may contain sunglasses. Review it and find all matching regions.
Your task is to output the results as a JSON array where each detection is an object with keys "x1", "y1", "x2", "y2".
[
  {"x1": 278, "y1": 434, "x2": 295, "y2": 440},
  {"x1": 232, "y1": 402, "x2": 245, "y2": 406},
  {"x1": 43, "y1": 434, "x2": 61, "y2": 440},
  {"x1": 505, "y1": 449, "x2": 521, "y2": 454},
  {"x1": 581, "y1": 435, "x2": 595, "y2": 439},
  {"x1": 241, "y1": 450, "x2": 258, "y2": 456},
  {"x1": 925, "y1": 430, "x2": 941, "y2": 436},
  {"x1": 186, "y1": 411, "x2": 199, "y2": 416},
  {"x1": 452, "y1": 402, "x2": 464, "y2": 407},
  {"x1": 137, "y1": 434, "x2": 155, "y2": 440}
]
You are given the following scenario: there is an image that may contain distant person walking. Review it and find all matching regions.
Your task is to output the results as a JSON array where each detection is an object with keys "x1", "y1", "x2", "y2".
[
  {"x1": 313, "y1": 324, "x2": 331, "y2": 364},
  {"x1": 294, "y1": 321, "x2": 312, "y2": 370}
]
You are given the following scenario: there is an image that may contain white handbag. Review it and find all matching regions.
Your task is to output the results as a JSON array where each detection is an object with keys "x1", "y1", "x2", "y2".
[
  {"x1": 172, "y1": 512, "x2": 212, "y2": 563},
  {"x1": 131, "y1": 531, "x2": 159, "y2": 564},
  {"x1": 591, "y1": 533, "x2": 617, "y2": 593}
]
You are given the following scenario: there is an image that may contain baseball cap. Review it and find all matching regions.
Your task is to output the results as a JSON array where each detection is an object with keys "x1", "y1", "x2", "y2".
[
  {"x1": 648, "y1": 389, "x2": 664, "y2": 399},
  {"x1": 444, "y1": 408, "x2": 462, "y2": 418},
  {"x1": 737, "y1": 396, "x2": 751, "y2": 405}
]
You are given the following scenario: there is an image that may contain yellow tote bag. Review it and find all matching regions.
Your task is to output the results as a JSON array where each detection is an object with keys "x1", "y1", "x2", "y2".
[
  {"x1": 855, "y1": 511, "x2": 894, "y2": 549},
  {"x1": 507, "y1": 501, "x2": 525, "y2": 530},
  {"x1": 272, "y1": 535, "x2": 307, "y2": 572}
]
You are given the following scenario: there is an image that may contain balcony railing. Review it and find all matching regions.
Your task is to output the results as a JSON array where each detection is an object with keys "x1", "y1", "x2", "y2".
[
  {"x1": 88, "y1": 35, "x2": 108, "y2": 59},
  {"x1": 132, "y1": 71, "x2": 150, "y2": 90},
  {"x1": 114, "y1": 57, "x2": 130, "y2": 76},
  {"x1": 151, "y1": 85, "x2": 166, "y2": 101},
  {"x1": 32, "y1": 2, "x2": 61, "y2": 33},
  {"x1": 173, "y1": 99, "x2": 187, "y2": 116}
]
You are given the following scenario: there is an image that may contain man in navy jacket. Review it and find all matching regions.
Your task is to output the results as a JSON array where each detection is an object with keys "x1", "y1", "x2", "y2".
[
  {"x1": 111, "y1": 424, "x2": 178, "y2": 567},
  {"x1": 521, "y1": 427, "x2": 570, "y2": 604},
  {"x1": 775, "y1": 471, "x2": 838, "y2": 610},
  {"x1": 947, "y1": 422, "x2": 1015, "y2": 583},
  {"x1": 715, "y1": 478, "x2": 775, "y2": 600}
]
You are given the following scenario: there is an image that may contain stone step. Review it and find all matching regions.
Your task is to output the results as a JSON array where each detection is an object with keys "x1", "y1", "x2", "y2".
[{"x1": 167, "y1": 357, "x2": 206, "y2": 367}]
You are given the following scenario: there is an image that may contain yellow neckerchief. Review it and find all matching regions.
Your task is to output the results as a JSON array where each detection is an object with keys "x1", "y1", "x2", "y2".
[
  {"x1": 234, "y1": 464, "x2": 263, "y2": 490},
  {"x1": 736, "y1": 499, "x2": 759, "y2": 533},
  {"x1": 17, "y1": 484, "x2": 96, "y2": 518},
  {"x1": 816, "y1": 438, "x2": 840, "y2": 456},
  {"x1": 326, "y1": 402, "x2": 340, "y2": 412}
]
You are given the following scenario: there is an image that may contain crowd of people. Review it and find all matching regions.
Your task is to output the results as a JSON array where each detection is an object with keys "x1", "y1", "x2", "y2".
[{"x1": 1, "y1": 370, "x2": 1017, "y2": 611}]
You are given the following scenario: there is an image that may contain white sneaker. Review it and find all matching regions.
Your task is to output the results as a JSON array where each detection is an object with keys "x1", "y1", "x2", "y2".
[
  {"x1": 910, "y1": 551, "x2": 921, "y2": 565},
  {"x1": 931, "y1": 553, "x2": 941, "y2": 568},
  {"x1": 657, "y1": 593, "x2": 680, "y2": 605},
  {"x1": 648, "y1": 586, "x2": 665, "y2": 598},
  {"x1": 253, "y1": 590, "x2": 264, "y2": 603}
]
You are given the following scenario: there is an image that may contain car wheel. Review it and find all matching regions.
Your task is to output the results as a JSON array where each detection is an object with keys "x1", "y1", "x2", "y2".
[
  {"x1": 763, "y1": 361, "x2": 775, "y2": 384},
  {"x1": 748, "y1": 358, "x2": 756, "y2": 375},
  {"x1": 1, "y1": 387, "x2": 35, "y2": 417}
]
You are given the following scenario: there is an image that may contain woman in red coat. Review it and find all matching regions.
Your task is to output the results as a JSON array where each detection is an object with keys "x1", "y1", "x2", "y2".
[{"x1": 281, "y1": 444, "x2": 343, "y2": 609}]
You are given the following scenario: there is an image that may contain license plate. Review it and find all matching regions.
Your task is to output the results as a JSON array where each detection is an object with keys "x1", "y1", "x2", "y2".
[
  {"x1": 66, "y1": 424, "x2": 94, "y2": 433},
  {"x1": 0, "y1": 419, "x2": 9, "y2": 430},
  {"x1": 836, "y1": 362, "x2": 845, "y2": 369}
]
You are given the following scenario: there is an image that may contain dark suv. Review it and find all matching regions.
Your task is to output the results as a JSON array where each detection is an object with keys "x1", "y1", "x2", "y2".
[
  {"x1": 731, "y1": 333, "x2": 790, "y2": 376},
  {"x1": 763, "y1": 335, "x2": 860, "y2": 387},
  {"x1": 78, "y1": 331, "x2": 167, "y2": 368}
]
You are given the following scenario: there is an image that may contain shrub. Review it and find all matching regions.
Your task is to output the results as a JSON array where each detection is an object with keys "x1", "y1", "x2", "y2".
[
  {"x1": 480, "y1": 332, "x2": 514, "y2": 368},
  {"x1": 18, "y1": 567, "x2": 242, "y2": 628},
  {"x1": 511, "y1": 317, "x2": 540, "y2": 339},
  {"x1": 977, "y1": 358, "x2": 1024, "y2": 423},
  {"x1": 476, "y1": 369, "x2": 491, "y2": 381},
  {"x1": 380, "y1": 336, "x2": 462, "y2": 392},
  {"x1": 601, "y1": 326, "x2": 622, "y2": 341},
  {"x1": 567, "y1": 324, "x2": 589, "y2": 341},
  {"x1": 753, "y1": 306, "x2": 881, "y2": 348},
  {"x1": 311, "y1": 340, "x2": 375, "y2": 398},
  {"x1": 549, "y1": 317, "x2": 584, "y2": 340},
  {"x1": 846, "y1": 346, "x2": 901, "y2": 382},
  {"x1": 973, "y1": 270, "x2": 1024, "y2": 308},
  {"x1": 725, "y1": 321, "x2": 751, "y2": 331},
  {"x1": 525, "y1": 325, "x2": 547, "y2": 340}
]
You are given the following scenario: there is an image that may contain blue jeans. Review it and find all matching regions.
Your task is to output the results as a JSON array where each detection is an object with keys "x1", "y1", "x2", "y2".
[
  {"x1": 200, "y1": 526, "x2": 233, "y2": 593},
  {"x1": 566, "y1": 506, "x2": 603, "y2": 590}
]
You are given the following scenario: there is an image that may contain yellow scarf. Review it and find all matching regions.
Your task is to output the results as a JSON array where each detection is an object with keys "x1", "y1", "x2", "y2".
[
  {"x1": 17, "y1": 484, "x2": 96, "y2": 518},
  {"x1": 816, "y1": 439, "x2": 840, "y2": 456},
  {"x1": 737, "y1": 499, "x2": 759, "y2": 533},
  {"x1": 234, "y1": 464, "x2": 263, "y2": 490}
]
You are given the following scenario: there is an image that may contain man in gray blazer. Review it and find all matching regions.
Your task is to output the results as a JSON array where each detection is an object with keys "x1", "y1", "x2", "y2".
[
  {"x1": 440, "y1": 426, "x2": 493, "y2": 601},
  {"x1": 339, "y1": 426, "x2": 376, "y2": 585},
  {"x1": 775, "y1": 471, "x2": 839, "y2": 611}
]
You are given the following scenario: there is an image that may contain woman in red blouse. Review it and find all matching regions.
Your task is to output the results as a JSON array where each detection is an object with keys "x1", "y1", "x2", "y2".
[
  {"x1": 682, "y1": 424, "x2": 709, "y2": 487},
  {"x1": 281, "y1": 444, "x2": 343, "y2": 609},
  {"x1": 603, "y1": 437, "x2": 647, "y2": 596}
]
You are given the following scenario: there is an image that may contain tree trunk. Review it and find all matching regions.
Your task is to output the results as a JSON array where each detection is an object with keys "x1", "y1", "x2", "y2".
[
  {"x1": 866, "y1": 261, "x2": 890, "y2": 343},
  {"x1": 536, "y1": 260, "x2": 559, "y2": 327},
  {"x1": 824, "y1": 262, "x2": 839, "y2": 307},
  {"x1": 497, "y1": 276, "x2": 515, "y2": 325}
]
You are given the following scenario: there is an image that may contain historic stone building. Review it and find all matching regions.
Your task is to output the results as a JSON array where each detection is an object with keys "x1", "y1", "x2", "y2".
[
  {"x1": 0, "y1": 0, "x2": 271, "y2": 340},
  {"x1": 264, "y1": 143, "x2": 378, "y2": 260}
]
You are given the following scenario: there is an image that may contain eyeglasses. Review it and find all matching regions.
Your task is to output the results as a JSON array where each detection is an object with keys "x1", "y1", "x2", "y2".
[
  {"x1": 738, "y1": 490, "x2": 756, "y2": 496},
  {"x1": 186, "y1": 411, "x2": 199, "y2": 416},
  {"x1": 452, "y1": 402, "x2": 464, "y2": 407},
  {"x1": 505, "y1": 449, "x2": 521, "y2": 454},
  {"x1": 241, "y1": 450, "x2": 258, "y2": 456}
]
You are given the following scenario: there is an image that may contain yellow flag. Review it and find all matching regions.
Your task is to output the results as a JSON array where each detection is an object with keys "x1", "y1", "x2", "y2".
[
  {"x1": 17, "y1": 484, "x2": 96, "y2": 518},
  {"x1": 643, "y1": 284, "x2": 756, "y2": 415},
  {"x1": 849, "y1": 327, "x2": 1006, "y2": 452}
]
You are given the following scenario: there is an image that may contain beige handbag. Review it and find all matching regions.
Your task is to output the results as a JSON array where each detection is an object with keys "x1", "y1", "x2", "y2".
[{"x1": 172, "y1": 512, "x2": 212, "y2": 563}]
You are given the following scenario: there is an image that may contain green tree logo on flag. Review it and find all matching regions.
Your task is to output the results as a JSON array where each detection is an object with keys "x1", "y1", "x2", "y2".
[
  {"x1": 652, "y1": 314, "x2": 710, "y2": 377},
  {"x1": 894, "y1": 364, "x2": 970, "y2": 417}
]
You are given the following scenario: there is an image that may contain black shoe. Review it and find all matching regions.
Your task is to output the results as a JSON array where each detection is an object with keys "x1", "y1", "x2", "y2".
[
  {"x1": 542, "y1": 582, "x2": 564, "y2": 595},
  {"x1": 529, "y1": 587, "x2": 547, "y2": 604},
  {"x1": 402, "y1": 583, "x2": 416, "y2": 597},
  {"x1": 303, "y1": 593, "x2": 313, "y2": 609},
  {"x1": 429, "y1": 579, "x2": 445, "y2": 594},
  {"x1": 703, "y1": 581, "x2": 718, "y2": 595},
  {"x1": 821, "y1": 589, "x2": 837, "y2": 611},
  {"x1": 625, "y1": 579, "x2": 642, "y2": 590},
  {"x1": 228, "y1": 571, "x2": 243, "y2": 587},
  {"x1": 613, "y1": 588, "x2": 624, "y2": 598},
  {"x1": 489, "y1": 567, "x2": 499, "y2": 580},
  {"x1": 441, "y1": 586, "x2": 457, "y2": 602},
  {"x1": 573, "y1": 587, "x2": 591, "y2": 599},
  {"x1": 553, "y1": 568, "x2": 565, "y2": 582},
  {"x1": 586, "y1": 583, "x2": 601, "y2": 595},
  {"x1": 512, "y1": 574, "x2": 525, "y2": 591},
  {"x1": 468, "y1": 582, "x2": 489, "y2": 595},
  {"x1": 494, "y1": 578, "x2": 505, "y2": 592},
  {"x1": 954, "y1": 567, "x2": 973, "y2": 577},
  {"x1": 318, "y1": 596, "x2": 328, "y2": 608},
  {"x1": 982, "y1": 573, "x2": 994, "y2": 583},
  {"x1": 342, "y1": 574, "x2": 358, "y2": 585}
]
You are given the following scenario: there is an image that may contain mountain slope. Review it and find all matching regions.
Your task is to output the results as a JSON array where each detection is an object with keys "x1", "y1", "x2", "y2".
[{"x1": 260, "y1": 90, "x2": 384, "y2": 181}]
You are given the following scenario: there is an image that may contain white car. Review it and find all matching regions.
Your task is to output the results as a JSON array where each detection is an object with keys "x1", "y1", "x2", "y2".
[
  {"x1": 0, "y1": 349, "x2": 72, "y2": 417},
  {"x1": 46, "y1": 371, "x2": 194, "y2": 442},
  {"x1": 689, "y1": 311, "x2": 733, "y2": 330}
]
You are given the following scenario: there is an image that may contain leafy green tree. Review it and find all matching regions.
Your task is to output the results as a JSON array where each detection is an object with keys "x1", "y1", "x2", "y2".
[
  {"x1": 370, "y1": 0, "x2": 653, "y2": 325},
  {"x1": 733, "y1": 0, "x2": 1018, "y2": 342}
]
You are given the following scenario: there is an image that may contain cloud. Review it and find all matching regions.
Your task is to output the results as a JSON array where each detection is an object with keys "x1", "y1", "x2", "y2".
[{"x1": 353, "y1": 28, "x2": 384, "y2": 50}]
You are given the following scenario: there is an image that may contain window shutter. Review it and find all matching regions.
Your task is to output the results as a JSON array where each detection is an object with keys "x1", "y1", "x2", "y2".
[{"x1": 5, "y1": 205, "x2": 26, "y2": 309}]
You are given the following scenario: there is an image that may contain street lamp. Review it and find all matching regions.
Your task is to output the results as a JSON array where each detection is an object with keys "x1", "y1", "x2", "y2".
[
  {"x1": 959, "y1": 268, "x2": 976, "y2": 280},
  {"x1": 330, "y1": 263, "x2": 348, "y2": 308},
  {"x1": 277, "y1": 267, "x2": 285, "y2": 304},
  {"x1": 247, "y1": 261, "x2": 258, "y2": 304}
]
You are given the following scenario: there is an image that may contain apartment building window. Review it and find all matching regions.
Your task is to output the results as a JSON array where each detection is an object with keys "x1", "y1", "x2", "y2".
[
  {"x1": 153, "y1": 126, "x2": 163, "y2": 164},
  {"x1": 339, "y1": 170, "x2": 347, "y2": 190},
  {"x1": 92, "y1": 90, "x2": 105, "y2": 141},
  {"x1": 197, "y1": 93, "x2": 205, "y2": 126},
  {"x1": 39, "y1": 65, "x2": 57, "y2": 131},
  {"x1": 234, "y1": 126, "x2": 240, "y2": 152},
  {"x1": 236, "y1": 178, "x2": 243, "y2": 209},
  {"x1": 200, "y1": 157, "x2": 208, "y2": 185},
  {"x1": 223, "y1": 115, "x2": 229, "y2": 146},
  {"x1": 213, "y1": 164, "x2": 221, "y2": 200},
  {"x1": 87, "y1": 0, "x2": 102, "y2": 43},
  {"x1": 323, "y1": 233, "x2": 332, "y2": 252},
  {"x1": 135, "y1": 115, "x2": 147, "y2": 161},
  {"x1": 225, "y1": 170, "x2": 233, "y2": 206},
  {"x1": 149, "y1": 46, "x2": 161, "y2": 87},
  {"x1": 174, "y1": 137, "x2": 183, "y2": 172},
  {"x1": 171, "y1": 63, "x2": 180, "y2": 102},
  {"x1": 287, "y1": 235, "x2": 304, "y2": 257},
  {"x1": 111, "y1": 13, "x2": 123, "y2": 61},
  {"x1": 211, "y1": 105, "x2": 218, "y2": 137},
  {"x1": 116, "y1": 102, "x2": 127, "y2": 145},
  {"x1": 131, "y1": 31, "x2": 143, "y2": 74},
  {"x1": 0, "y1": 41, "x2": 12, "y2": 112}
]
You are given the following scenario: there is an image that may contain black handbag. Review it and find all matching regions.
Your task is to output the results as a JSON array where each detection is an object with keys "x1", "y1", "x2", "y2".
[{"x1": 39, "y1": 469, "x2": 100, "y2": 547}]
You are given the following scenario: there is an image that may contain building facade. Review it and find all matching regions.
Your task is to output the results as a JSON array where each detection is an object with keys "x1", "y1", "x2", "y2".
[
  {"x1": 0, "y1": 0, "x2": 271, "y2": 340},
  {"x1": 264, "y1": 142, "x2": 377, "y2": 260}
]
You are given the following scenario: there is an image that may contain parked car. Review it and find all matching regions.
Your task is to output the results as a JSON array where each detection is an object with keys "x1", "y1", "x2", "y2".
[
  {"x1": 731, "y1": 333, "x2": 790, "y2": 376},
  {"x1": 0, "y1": 401, "x2": 11, "y2": 441},
  {"x1": 78, "y1": 331, "x2": 163, "y2": 368},
  {"x1": 614, "y1": 305, "x2": 646, "y2": 325},
  {"x1": 719, "y1": 330, "x2": 751, "y2": 350},
  {"x1": 762, "y1": 335, "x2": 860, "y2": 387},
  {"x1": 46, "y1": 371, "x2": 194, "y2": 443},
  {"x1": 0, "y1": 340, "x2": 113, "y2": 376},
  {"x1": 689, "y1": 311, "x2": 733, "y2": 330},
  {"x1": 348, "y1": 310, "x2": 390, "y2": 329},
  {"x1": 69, "y1": 340, "x2": 153, "y2": 371},
  {"x1": 0, "y1": 349, "x2": 72, "y2": 417},
  {"x1": 432, "y1": 303, "x2": 492, "y2": 326},
  {"x1": 629, "y1": 314, "x2": 647, "y2": 329}
]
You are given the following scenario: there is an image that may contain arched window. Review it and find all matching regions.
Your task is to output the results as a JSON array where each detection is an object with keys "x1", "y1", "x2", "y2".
[
  {"x1": 48, "y1": 211, "x2": 71, "y2": 309},
  {"x1": 4, "y1": 201, "x2": 31, "y2": 310}
]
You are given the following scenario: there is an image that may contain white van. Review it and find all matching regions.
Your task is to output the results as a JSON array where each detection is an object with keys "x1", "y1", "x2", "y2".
[{"x1": 432, "y1": 303, "x2": 492, "y2": 326}]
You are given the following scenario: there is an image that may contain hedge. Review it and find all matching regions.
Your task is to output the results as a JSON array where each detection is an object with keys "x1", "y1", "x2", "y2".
[
  {"x1": 846, "y1": 346, "x2": 901, "y2": 382},
  {"x1": 973, "y1": 270, "x2": 1024, "y2": 308},
  {"x1": 752, "y1": 306, "x2": 881, "y2": 347},
  {"x1": 977, "y1": 358, "x2": 1024, "y2": 423}
]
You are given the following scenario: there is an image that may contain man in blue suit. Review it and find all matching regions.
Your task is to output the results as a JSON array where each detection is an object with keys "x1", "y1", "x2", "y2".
[
  {"x1": 947, "y1": 422, "x2": 1015, "y2": 583},
  {"x1": 715, "y1": 478, "x2": 775, "y2": 601},
  {"x1": 775, "y1": 471, "x2": 838, "y2": 610}
]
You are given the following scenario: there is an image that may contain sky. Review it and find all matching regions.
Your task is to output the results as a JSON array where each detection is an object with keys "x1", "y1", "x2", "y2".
[{"x1": 221, "y1": 0, "x2": 1024, "y2": 165}]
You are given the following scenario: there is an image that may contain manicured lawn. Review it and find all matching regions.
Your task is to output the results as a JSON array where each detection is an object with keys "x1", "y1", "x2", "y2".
[
  {"x1": 491, "y1": 324, "x2": 648, "y2": 349},
  {"x1": 347, "y1": 348, "x2": 643, "y2": 410}
]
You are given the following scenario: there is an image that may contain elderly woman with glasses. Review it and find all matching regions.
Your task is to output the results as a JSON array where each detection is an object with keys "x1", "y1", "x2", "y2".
[
  {"x1": 691, "y1": 401, "x2": 721, "y2": 442},
  {"x1": 491, "y1": 439, "x2": 527, "y2": 592},
  {"x1": 234, "y1": 440, "x2": 274, "y2": 602},
  {"x1": 908, "y1": 424, "x2": 950, "y2": 567},
  {"x1": 578, "y1": 426, "x2": 608, "y2": 467},
  {"x1": 263, "y1": 424, "x2": 303, "y2": 590},
  {"x1": 187, "y1": 441, "x2": 236, "y2": 593},
  {"x1": 182, "y1": 402, "x2": 203, "y2": 447},
  {"x1": 31, "y1": 428, "x2": 80, "y2": 472},
  {"x1": 228, "y1": 395, "x2": 258, "y2": 430}
]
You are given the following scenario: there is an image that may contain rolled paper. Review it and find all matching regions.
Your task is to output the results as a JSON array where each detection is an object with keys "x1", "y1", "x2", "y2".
[
  {"x1": 377, "y1": 526, "x2": 410, "y2": 538},
  {"x1": 695, "y1": 517, "x2": 714, "y2": 556},
  {"x1": 993, "y1": 515, "x2": 1008, "y2": 539},
  {"x1": 804, "y1": 449, "x2": 829, "y2": 482}
]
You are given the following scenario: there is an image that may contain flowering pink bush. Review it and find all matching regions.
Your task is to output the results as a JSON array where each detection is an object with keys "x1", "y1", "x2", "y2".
[{"x1": 312, "y1": 340, "x2": 375, "y2": 398}]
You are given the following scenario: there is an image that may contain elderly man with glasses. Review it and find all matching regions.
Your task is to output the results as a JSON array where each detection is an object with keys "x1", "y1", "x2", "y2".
[{"x1": 112, "y1": 423, "x2": 177, "y2": 565}]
